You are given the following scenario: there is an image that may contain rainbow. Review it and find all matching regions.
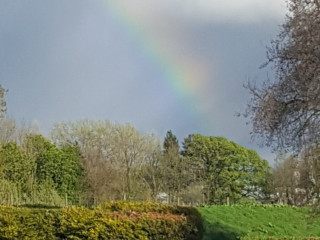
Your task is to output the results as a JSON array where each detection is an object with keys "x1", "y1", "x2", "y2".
[{"x1": 99, "y1": 0, "x2": 217, "y2": 131}]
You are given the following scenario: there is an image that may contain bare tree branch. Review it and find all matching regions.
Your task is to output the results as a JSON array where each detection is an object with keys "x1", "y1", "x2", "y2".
[{"x1": 245, "y1": 0, "x2": 320, "y2": 152}]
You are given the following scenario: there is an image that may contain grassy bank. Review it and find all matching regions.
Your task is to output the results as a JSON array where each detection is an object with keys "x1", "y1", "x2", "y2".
[{"x1": 198, "y1": 204, "x2": 320, "y2": 240}]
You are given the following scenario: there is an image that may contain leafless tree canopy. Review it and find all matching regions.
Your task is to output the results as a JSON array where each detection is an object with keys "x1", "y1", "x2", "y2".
[
  {"x1": 272, "y1": 146, "x2": 320, "y2": 206},
  {"x1": 0, "y1": 86, "x2": 7, "y2": 118},
  {"x1": 245, "y1": 0, "x2": 320, "y2": 151}
]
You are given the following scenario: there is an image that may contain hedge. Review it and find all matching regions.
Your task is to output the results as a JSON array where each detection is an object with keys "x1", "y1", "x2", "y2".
[{"x1": 0, "y1": 202, "x2": 203, "y2": 240}]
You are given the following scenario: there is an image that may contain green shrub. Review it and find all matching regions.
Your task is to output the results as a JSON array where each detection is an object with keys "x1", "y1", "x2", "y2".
[
  {"x1": 0, "y1": 206, "x2": 58, "y2": 239},
  {"x1": 99, "y1": 201, "x2": 203, "y2": 240},
  {"x1": 0, "y1": 202, "x2": 203, "y2": 240}
]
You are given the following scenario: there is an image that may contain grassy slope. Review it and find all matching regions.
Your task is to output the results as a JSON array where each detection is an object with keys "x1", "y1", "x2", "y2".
[{"x1": 197, "y1": 205, "x2": 320, "y2": 240}]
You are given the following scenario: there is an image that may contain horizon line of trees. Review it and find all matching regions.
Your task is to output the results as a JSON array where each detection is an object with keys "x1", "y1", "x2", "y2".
[
  {"x1": 2, "y1": 83, "x2": 320, "y2": 207},
  {"x1": 0, "y1": 85, "x2": 272, "y2": 206},
  {"x1": 0, "y1": 120, "x2": 272, "y2": 206}
]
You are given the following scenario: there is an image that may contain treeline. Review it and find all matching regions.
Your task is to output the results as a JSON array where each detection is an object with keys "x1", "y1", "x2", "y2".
[
  {"x1": 0, "y1": 86, "x2": 271, "y2": 206},
  {"x1": 1, "y1": 95, "x2": 318, "y2": 207},
  {"x1": 0, "y1": 120, "x2": 271, "y2": 207},
  {"x1": 49, "y1": 121, "x2": 271, "y2": 206}
]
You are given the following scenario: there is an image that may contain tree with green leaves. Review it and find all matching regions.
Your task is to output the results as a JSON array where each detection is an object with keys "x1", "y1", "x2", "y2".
[
  {"x1": 22, "y1": 135, "x2": 85, "y2": 205},
  {"x1": 163, "y1": 130, "x2": 179, "y2": 154},
  {"x1": 0, "y1": 142, "x2": 29, "y2": 184},
  {"x1": 0, "y1": 142, "x2": 31, "y2": 205},
  {"x1": 182, "y1": 134, "x2": 271, "y2": 204},
  {"x1": 160, "y1": 130, "x2": 189, "y2": 204}
]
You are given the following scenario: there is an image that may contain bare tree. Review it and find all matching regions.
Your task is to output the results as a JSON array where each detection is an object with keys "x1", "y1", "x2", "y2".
[
  {"x1": 272, "y1": 156, "x2": 300, "y2": 205},
  {"x1": 50, "y1": 120, "x2": 161, "y2": 204},
  {"x1": 299, "y1": 147, "x2": 320, "y2": 204},
  {"x1": 271, "y1": 146, "x2": 320, "y2": 206},
  {"x1": 138, "y1": 138, "x2": 162, "y2": 201},
  {"x1": 0, "y1": 118, "x2": 16, "y2": 143},
  {"x1": 50, "y1": 120, "x2": 119, "y2": 204},
  {"x1": 111, "y1": 124, "x2": 161, "y2": 201},
  {"x1": 245, "y1": 0, "x2": 320, "y2": 152},
  {"x1": 0, "y1": 84, "x2": 38, "y2": 144},
  {"x1": 0, "y1": 85, "x2": 7, "y2": 119}
]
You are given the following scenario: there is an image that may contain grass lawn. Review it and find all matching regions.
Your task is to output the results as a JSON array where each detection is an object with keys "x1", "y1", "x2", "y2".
[{"x1": 197, "y1": 205, "x2": 320, "y2": 240}]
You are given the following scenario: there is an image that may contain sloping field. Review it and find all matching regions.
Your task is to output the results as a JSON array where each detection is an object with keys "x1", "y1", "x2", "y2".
[{"x1": 198, "y1": 205, "x2": 320, "y2": 240}]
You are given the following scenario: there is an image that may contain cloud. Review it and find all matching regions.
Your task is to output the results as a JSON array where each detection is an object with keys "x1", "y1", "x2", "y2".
[
  {"x1": 181, "y1": 0, "x2": 287, "y2": 23},
  {"x1": 119, "y1": 0, "x2": 287, "y2": 24}
]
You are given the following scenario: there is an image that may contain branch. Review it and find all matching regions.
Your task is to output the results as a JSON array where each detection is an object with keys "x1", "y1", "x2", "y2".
[{"x1": 314, "y1": 0, "x2": 320, "y2": 10}]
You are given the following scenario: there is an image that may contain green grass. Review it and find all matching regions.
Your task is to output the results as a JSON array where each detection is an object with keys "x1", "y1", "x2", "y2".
[{"x1": 197, "y1": 204, "x2": 320, "y2": 240}]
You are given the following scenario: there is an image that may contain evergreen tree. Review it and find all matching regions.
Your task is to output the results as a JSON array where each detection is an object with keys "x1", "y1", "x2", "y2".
[{"x1": 161, "y1": 131, "x2": 188, "y2": 204}]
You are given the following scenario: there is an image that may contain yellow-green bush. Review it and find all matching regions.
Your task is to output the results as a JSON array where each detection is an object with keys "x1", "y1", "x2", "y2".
[
  {"x1": 0, "y1": 202, "x2": 203, "y2": 240},
  {"x1": 99, "y1": 201, "x2": 203, "y2": 240},
  {"x1": 0, "y1": 206, "x2": 58, "y2": 239}
]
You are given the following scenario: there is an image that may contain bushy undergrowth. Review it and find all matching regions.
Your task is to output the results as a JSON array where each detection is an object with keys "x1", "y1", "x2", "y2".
[{"x1": 0, "y1": 202, "x2": 203, "y2": 240}]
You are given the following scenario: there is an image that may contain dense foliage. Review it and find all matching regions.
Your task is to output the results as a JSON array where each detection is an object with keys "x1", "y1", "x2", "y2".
[
  {"x1": 0, "y1": 84, "x2": 274, "y2": 206},
  {"x1": 0, "y1": 135, "x2": 84, "y2": 206},
  {"x1": 183, "y1": 134, "x2": 271, "y2": 204},
  {"x1": 0, "y1": 202, "x2": 203, "y2": 240},
  {"x1": 0, "y1": 116, "x2": 272, "y2": 207}
]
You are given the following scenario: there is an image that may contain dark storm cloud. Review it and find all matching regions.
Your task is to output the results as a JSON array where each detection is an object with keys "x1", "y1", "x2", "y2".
[{"x1": 0, "y1": 0, "x2": 286, "y2": 163}]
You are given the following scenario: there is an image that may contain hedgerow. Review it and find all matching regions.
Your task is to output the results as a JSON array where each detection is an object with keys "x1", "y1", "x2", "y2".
[{"x1": 0, "y1": 202, "x2": 203, "y2": 240}]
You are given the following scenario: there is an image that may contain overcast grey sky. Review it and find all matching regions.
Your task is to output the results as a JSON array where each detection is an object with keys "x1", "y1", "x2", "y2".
[{"x1": 0, "y1": 0, "x2": 287, "y2": 163}]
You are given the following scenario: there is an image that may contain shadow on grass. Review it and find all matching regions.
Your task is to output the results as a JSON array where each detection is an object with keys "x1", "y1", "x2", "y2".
[
  {"x1": 203, "y1": 221, "x2": 242, "y2": 240},
  {"x1": 176, "y1": 206, "x2": 204, "y2": 240},
  {"x1": 19, "y1": 204, "x2": 62, "y2": 209}
]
